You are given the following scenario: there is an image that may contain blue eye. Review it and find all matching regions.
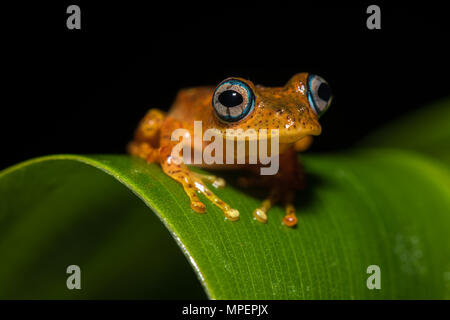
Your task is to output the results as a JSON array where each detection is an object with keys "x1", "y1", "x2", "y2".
[
  {"x1": 212, "y1": 79, "x2": 255, "y2": 122},
  {"x1": 307, "y1": 74, "x2": 332, "y2": 117}
]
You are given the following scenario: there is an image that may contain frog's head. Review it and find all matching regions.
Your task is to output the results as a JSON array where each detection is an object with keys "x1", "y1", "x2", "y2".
[{"x1": 211, "y1": 73, "x2": 332, "y2": 143}]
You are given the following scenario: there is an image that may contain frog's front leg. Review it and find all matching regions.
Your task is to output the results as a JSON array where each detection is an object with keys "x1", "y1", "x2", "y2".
[
  {"x1": 248, "y1": 148, "x2": 304, "y2": 227},
  {"x1": 128, "y1": 109, "x2": 166, "y2": 162},
  {"x1": 159, "y1": 117, "x2": 239, "y2": 221}
]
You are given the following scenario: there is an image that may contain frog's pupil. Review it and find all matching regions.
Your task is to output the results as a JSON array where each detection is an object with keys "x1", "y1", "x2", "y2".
[
  {"x1": 218, "y1": 90, "x2": 243, "y2": 108},
  {"x1": 317, "y1": 83, "x2": 331, "y2": 102}
]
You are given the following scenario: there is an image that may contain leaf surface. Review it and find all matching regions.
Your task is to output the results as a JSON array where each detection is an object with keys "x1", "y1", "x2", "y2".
[{"x1": 1, "y1": 150, "x2": 449, "y2": 299}]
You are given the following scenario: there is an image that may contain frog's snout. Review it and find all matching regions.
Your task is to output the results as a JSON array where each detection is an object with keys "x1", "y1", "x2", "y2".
[{"x1": 276, "y1": 104, "x2": 322, "y2": 143}]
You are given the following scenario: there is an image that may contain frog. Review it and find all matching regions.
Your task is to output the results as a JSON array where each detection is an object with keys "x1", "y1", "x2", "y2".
[{"x1": 128, "y1": 73, "x2": 332, "y2": 227}]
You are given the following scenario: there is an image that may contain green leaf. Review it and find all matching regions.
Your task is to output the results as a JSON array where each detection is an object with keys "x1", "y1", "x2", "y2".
[
  {"x1": 1, "y1": 150, "x2": 449, "y2": 299},
  {"x1": 0, "y1": 155, "x2": 206, "y2": 299}
]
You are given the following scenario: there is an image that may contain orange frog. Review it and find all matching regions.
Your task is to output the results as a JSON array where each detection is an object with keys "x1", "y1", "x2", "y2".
[{"x1": 128, "y1": 73, "x2": 332, "y2": 227}]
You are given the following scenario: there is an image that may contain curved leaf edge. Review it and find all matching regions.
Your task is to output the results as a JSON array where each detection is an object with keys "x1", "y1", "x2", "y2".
[
  {"x1": 0, "y1": 154, "x2": 214, "y2": 298},
  {"x1": 1, "y1": 148, "x2": 449, "y2": 299}
]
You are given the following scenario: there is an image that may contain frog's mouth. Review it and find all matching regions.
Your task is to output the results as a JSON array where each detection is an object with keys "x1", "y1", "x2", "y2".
[{"x1": 277, "y1": 126, "x2": 322, "y2": 144}]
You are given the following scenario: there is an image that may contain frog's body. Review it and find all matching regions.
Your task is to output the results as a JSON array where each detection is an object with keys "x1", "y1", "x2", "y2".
[{"x1": 128, "y1": 73, "x2": 332, "y2": 227}]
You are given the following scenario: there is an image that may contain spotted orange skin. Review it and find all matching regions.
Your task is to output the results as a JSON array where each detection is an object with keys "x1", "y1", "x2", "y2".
[
  {"x1": 128, "y1": 73, "x2": 326, "y2": 227},
  {"x1": 169, "y1": 73, "x2": 321, "y2": 145}
]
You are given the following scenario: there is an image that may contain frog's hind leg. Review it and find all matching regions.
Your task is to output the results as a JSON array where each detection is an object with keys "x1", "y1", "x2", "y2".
[
  {"x1": 127, "y1": 109, "x2": 166, "y2": 163},
  {"x1": 159, "y1": 117, "x2": 239, "y2": 221}
]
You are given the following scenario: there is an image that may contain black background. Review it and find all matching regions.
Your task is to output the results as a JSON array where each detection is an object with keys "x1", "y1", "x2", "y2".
[{"x1": 2, "y1": 2, "x2": 448, "y2": 170}]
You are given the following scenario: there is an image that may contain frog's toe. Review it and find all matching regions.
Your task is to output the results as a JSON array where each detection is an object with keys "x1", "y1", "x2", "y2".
[
  {"x1": 225, "y1": 208, "x2": 240, "y2": 221},
  {"x1": 212, "y1": 177, "x2": 226, "y2": 188},
  {"x1": 211, "y1": 197, "x2": 240, "y2": 221},
  {"x1": 191, "y1": 172, "x2": 226, "y2": 189},
  {"x1": 253, "y1": 189, "x2": 280, "y2": 224},
  {"x1": 191, "y1": 175, "x2": 239, "y2": 221},
  {"x1": 253, "y1": 207, "x2": 268, "y2": 224},
  {"x1": 191, "y1": 200, "x2": 206, "y2": 213},
  {"x1": 282, "y1": 203, "x2": 298, "y2": 227}
]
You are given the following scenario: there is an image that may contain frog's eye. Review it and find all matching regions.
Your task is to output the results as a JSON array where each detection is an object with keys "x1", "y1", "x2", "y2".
[
  {"x1": 307, "y1": 74, "x2": 332, "y2": 117},
  {"x1": 212, "y1": 79, "x2": 255, "y2": 122}
]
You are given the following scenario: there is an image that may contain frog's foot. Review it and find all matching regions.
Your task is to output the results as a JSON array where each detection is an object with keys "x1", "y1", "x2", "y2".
[
  {"x1": 253, "y1": 189, "x2": 298, "y2": 227},
  {"x1": 189, "y1": 172, "x2": 238, "y2": 221},
  {"x1": 191, "y1": 174, "x2": 239, "y2": 221},
  {"x1": 162, "y1": 165, "x2": 239, "y2": 221}
]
